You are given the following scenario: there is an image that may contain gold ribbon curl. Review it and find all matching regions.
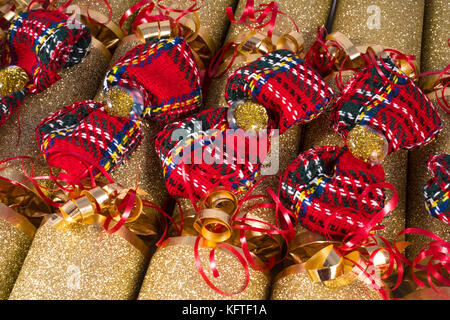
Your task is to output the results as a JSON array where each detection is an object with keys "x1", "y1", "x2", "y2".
[
  {"x1": 215, "y1": 29, "x2": 305, "y2": 77},
  {"x1": 323, "y1": 31, "x2": 418, "y2": 80},
  {"x1": 193, "y1": 190, "x2": 237, "y2": 247}
]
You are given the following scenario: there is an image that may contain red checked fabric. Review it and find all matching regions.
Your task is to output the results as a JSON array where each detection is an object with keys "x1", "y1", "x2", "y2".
[
  {"x1": 331, "y1": 58, "x2": 442, "y2": 154},
  {"x1": 225, "y1": 49, "x2": 334, "y2": 134},
  {"x1": 280, "y1": 146, "x2": 387, "y2": 238}
]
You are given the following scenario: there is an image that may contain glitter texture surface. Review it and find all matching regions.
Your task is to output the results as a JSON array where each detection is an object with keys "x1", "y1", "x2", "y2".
[
  {"x1": 0, "y1": 218, "x2": 32, "y2": 300},
  {"x1": 0, "y1": 66, "x2": 29, "y2": 96},
  {"x1": 420, "y1": 0, "x2": 450, "y2": 76},
  {"x1": 9, "y1": 218, "x2": 147, "y2": 300},
  {"x1": 271, "y1": 268, "x2": 382, "y2": 300},
  {"x1": 347, "y1": 125, "x2": 388, "y2": 164},
  {"x1": 332, "y1": 0, "x2": 425, "y2": 60},
  {"x1": 234, "y1": 101, "x2": 268, "y2": 132},
  {"x1": 105, "y1": 87, "x2": 134, "y2": 117},
  {"x1": 138, "y1": 237, "x2": 270, "y2": 300}
]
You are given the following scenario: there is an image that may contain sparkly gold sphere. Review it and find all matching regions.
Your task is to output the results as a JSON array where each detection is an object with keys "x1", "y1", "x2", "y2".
[
  {"x1": 0, "y1": 66, "x2": 29, "y2": 96},
  {"x1": 347, "y1": 125, "x2": 388, "y2": 165},
  {"x1": 105, "y1": 87, "x2": 134, "y2": 118},
  {"x1": 233, "y1": 101, "x2": 268, "y2": 132}
]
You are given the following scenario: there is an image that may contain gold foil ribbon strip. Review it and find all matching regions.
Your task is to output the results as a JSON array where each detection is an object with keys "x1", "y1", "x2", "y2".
[{"x1": 0, "y1": 203, "x2": 36, "y2": 239}]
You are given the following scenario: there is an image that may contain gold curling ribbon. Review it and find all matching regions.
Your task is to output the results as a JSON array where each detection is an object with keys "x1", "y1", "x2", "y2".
[
  {"x1": 304, "y1": 244, "x2": 362, "y2": 288},
  {"x1": 193, "y1": 190, "x2": 238, "y2": 247},
  {"x1": 324, "y1": 31, "x2": 417, "y2": 80},
  {"x1": 215, "y1": 29, "x2": 305, "y2": 77},
  {"x1": 59, "y1": 183, "x2": 143, "y2": 225}
]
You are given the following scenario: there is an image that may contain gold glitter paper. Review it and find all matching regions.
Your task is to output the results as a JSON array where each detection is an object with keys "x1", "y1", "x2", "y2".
[
  {"x1": 0, "y1": 66, "x2": 29, "y2": 96},
  {"x1": 138, "y1": 236, "x2": 270, "y2": 300},
  {"x1": 347, "y1": 125, "x2": 388, "y2": 164},
  {"x1": 0, "y1": 217, "x2": 32, "y2": 299},
  {"x1": 9, "y1": 215, "x2": 148, "y2": 300},
  {"x1": 205, "y1": 0, "x2": 333, "y2": 109},
  {"x1": 271, "y1": 264, "x2": 382, "y2": 300},
  {"x1": 234, "y1": 101, "x2": 268, "y2": 132},
  {"x1": 105, "y1": 87, "x2": 134, "y2": 117}
]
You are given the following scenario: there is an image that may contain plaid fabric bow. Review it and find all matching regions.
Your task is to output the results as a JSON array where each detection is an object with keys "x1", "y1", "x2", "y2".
[
  {"x1": 280, "y1": 145, "x2": 387, "y2": 238},
  {"x1": 103, "y1": 36, "x2": 202, "y2": 125},
  {"x1": 155, "y1": 107, "x2": 267, "y2": 200},
  {"x1": 424, "y1": 153, "x2": 449, "y2": 225},
  {"x1": 225, "y1": 49, "x2": 334, "y2": 134},
  {"x1": 331, "y1": 57, "x2": 442, "y2": 154},
  {"x1": 0, "y1": 9, "x2": 91, "y2": 126}
]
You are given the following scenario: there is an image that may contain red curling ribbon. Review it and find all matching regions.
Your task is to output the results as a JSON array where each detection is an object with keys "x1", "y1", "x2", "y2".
[
  {"x1": 119, "y1": 0, "x2": 200, "y2": 34},
  {"x1": 305, "y1": 26, "x2": 338, "y2": 75},
  {"x1": 330, "y1": 182, "x2": 399, "y2": 250},
  {"x1": 434, "y1": 64, "x2": 450, "y2": 114},
  {"x1": 194, "y1": 235, "x2": 250, "y2": 296},
  {"x1": 103, "y1": 187, "x2": 136, "y2": 233},
  {"x1": 142, "y1": 198, "x2": 179, "y2": 247},
  {"x1": 393, "y1": 228, "x2": 450, "y2": 294},
  {"x1": 207, "y1": 41, "x2": 238, "y2": 79}
]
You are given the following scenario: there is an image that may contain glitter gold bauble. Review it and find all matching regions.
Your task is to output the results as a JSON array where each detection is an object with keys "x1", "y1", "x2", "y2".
[
  {"x1": 105, "y1": 87, "x2": 135, "y2": 117},
  {"x1": 229, "y1": 101, "x2": 268, "y2": 133},
  {"x1": 0, "y1": 66, "x2": 29, "y2": 96},
  {"x1": 347, "y1": 125, "x2": 388, "y2": 164}
]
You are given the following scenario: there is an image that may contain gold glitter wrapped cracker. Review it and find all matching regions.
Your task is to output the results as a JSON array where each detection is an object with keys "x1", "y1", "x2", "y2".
[
  {"x1": 9, "y1": 213, "x2": 149, "y2": 300},
  {"x1": 301, "y1": 0, "x2": 427, "y2": 240},
  {"x1": 406, "y1": 0, "x2": 450, "y2": 260},
  {"x1": 138, "y1": 236, "x2": 270, "y2": 300}
]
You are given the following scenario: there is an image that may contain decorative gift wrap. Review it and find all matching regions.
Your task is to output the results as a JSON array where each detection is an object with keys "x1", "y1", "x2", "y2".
[
  {"x1": 0, "y1": 0, "x2": 138, "y2": 174},
  {"x1": 137, "y1": 236, "x2": 270, "y2": 300},
  {"x1": 270, "y1": 230, "x2": 385, "y2": 300},
  {"x1": 406, "y1": 0, "x2": 450, "y2": 260},
  {"x1": 9, "y1": 212, "x2": 150, "y2": 300},
  {"x1": 301, "y1": 0, "x2": 428, "y2": 239}
]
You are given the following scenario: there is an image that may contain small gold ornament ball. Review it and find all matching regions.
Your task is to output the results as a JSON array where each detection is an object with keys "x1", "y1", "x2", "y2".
[
  {"x1": 233, "y1": 101, "x2": 268, "y2": 132},
  {"x1": 0, "y1": 66, "x2": 29, "y2": 96},
  {"x1": 347, "y1": 125, "x2": 388, "y2": 164},
  {"x1": 105, "y1": 87, "x2": 134, "y2": 118}
]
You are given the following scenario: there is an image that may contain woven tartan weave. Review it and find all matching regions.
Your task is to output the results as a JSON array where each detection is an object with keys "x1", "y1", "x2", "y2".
[
  {"x1": 331, "y1": 58, "x2": 442, "y2": 154},
  {"x1": 155, "y1": 107, "x2": 266, "y2": 199},
  {"x1": 36, "y1": 100, "x2": 142, "y2": 181},
  {"x1": 4, "y1": 9, "x2": 91, "y2": 93},
  {"x1": 280, "y1": 146, "x2": 386, "y2": 238},
  {"x1": 103, "y1": 37, "x2": 201, "y2": 125},
  {"x1": 0, "y1": 9, "x2": 90, "y2": 127},
  {"x1": 225, "y1": 50, "x2": 334, "y2": 134},
  {"x1": 424, "y1": 153, "x2": 449, "y2": 225}
]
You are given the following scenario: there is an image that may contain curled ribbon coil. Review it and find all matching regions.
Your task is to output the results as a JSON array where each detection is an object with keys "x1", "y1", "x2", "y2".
[{"x1": 58, "y1": 182, "x2": 143, "y2": 233}]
